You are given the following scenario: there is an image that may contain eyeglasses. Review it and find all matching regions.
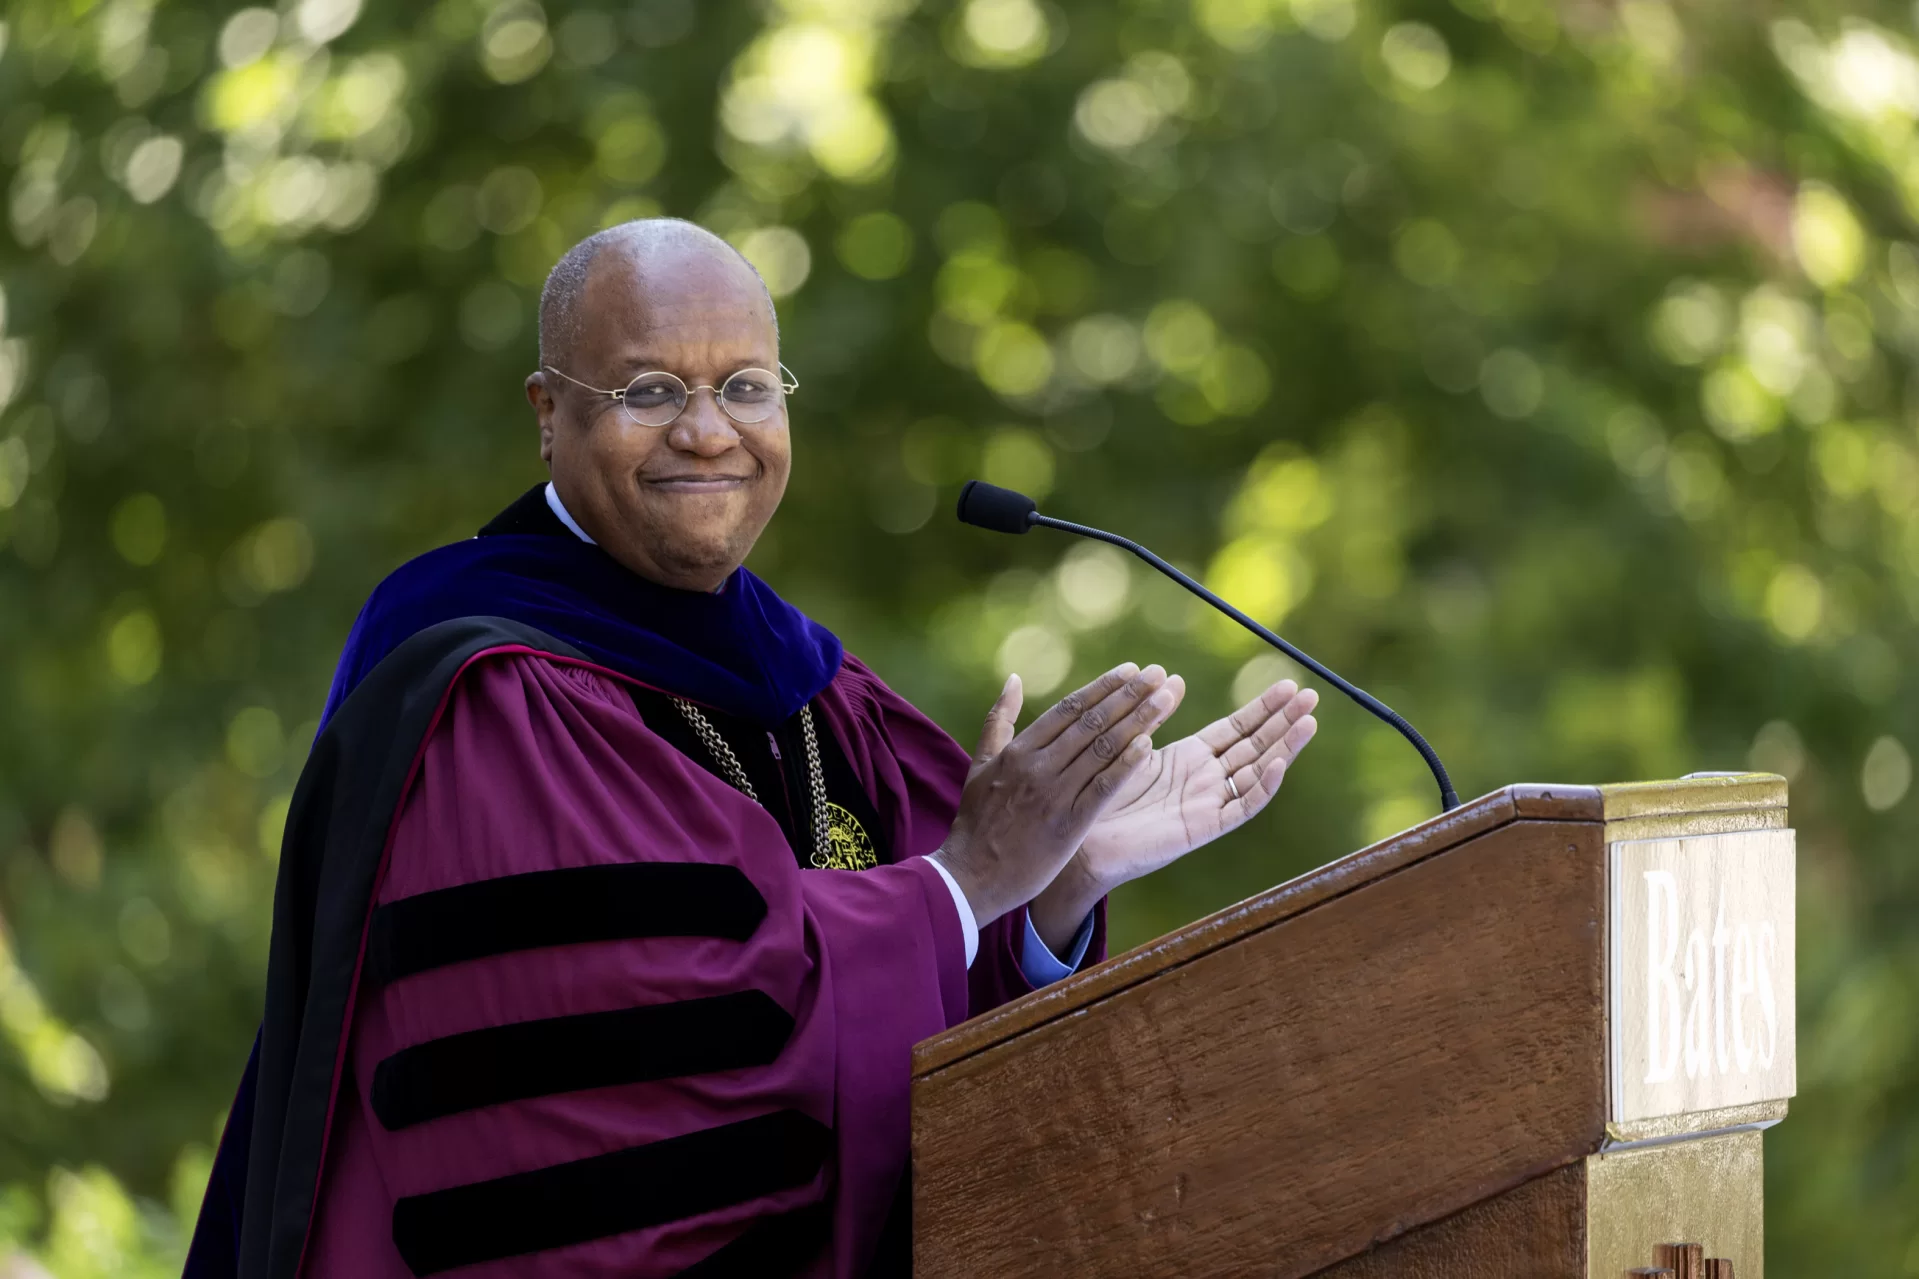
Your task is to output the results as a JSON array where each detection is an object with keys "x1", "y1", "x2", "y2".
[{"x1": 542, "y1": 363, "x2": 799, "y2": 428}]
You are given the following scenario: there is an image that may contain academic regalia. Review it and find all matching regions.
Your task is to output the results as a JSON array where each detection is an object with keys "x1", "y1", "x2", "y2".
[{"x1": 185, "y1": 487, "x2": 1107, "y2": 1279}]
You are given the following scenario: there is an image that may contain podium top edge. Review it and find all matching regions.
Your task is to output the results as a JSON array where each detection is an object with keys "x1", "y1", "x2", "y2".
[
  {"x1": 1597, "y1": 773, "x2": 1787, "y2": 820},
  {"x1": 912, "y1": 776, "x2": 1789, "y2": 1079}
]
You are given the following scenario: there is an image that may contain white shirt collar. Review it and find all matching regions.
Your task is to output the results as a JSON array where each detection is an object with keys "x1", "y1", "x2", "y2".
[
  {"x1": 546, "y1": 480, "x2": 733, "y2": 596},
  {"x1": 544, "y1": 482, "x2": 596, "y2": 545}
]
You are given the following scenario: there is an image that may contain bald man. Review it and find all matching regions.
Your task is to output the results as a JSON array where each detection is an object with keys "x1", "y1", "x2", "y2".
[{"x1": 186, "y1": 219, "x2": 1318, "y2": 1279}]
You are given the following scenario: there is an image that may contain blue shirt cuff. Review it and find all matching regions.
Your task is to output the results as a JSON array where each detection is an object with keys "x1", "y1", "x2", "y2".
[{"x1": 1019, "y1": 909, "x2": 1095, "y2": 988}]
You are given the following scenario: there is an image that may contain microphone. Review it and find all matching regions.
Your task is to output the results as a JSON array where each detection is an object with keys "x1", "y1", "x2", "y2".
[{"x1": 956, "y1": 480, "x2": 1460, "y2": 812}]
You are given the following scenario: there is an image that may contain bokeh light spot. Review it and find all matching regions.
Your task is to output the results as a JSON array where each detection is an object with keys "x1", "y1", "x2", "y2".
[
  {"x1": 594, "y1": 116, "x2": 667, "y2": 186},
  {"x1": 1291, "y1": 0, "x2": 1356, "y2": 42},
  {"x1": 1195, "y1": 0, "x2": 1280, "y2": 52},
  {"x1": 1230, "y1": 452, "x2": 1334, "y2": 535},
  {"x1": 459, "y1": 280, "x2": 524, "y2": 350},
  {"x1": 1207, "y1": 536, "x2": 1310, "y2": 631},
  {"x1": 736, "y1": 226, "x2": 813, "y2": 298},
  {"x1": 227, "y1": 707, "x2": 285, "y2": 779},
  {"x1": 1143, "y1": 300, "x2": 1217, "y2": 373},
  {"x1": 259, "y1": 793, "x2": 294, "y2": 859},
  {"x1": 1273, "y1": 236, "x2": 1341, "y2": 299},
  {"x1": 937, "y1": 252, "x2": 1021, "y2": 324},
  {"x1": 110, "y1": 494, "x2": 167, "y2": 566},
  {"x1": 421, "y1": 186, "x2": 481, "y2": 251},
  {"x1": 217, "y1": 8, "x2": 278, "y2": 68},
  {"x1": 1067, "y1": 314, "x2": 1143, "y2": 384},
  {"x1": 1232, "y1": 652, "x2": 1306, "y2": 711},
  {"x1": 50, "y1": 808, "x2": 104, "y2": 891},
  {"x1": 123, "y1": 136, "x2": 183, "y2": 204},
  {"x1": 1479, "y1": 348, "x2": 1543, "y2": 418},
  {"x1": 1748, "y1": 720, "x2": 1806, "y2": 781},
  {"x1": 118, "y1": 899, "x2": 171, "y2": 967},
  {"x1": 477, "y1": 166, "x2": 544, "y2": 235},
  {"x1": 1793, "y1": 183, "x2": 1864, "y2": 289},
  {"x1": 1055, "y1": 543, "x2": 1132, "y2": 629},
  {"x1": 240, "y1": 518, "x2": 315, "y2": 593},
  {"x1": 1393, "y1": 219, "x2": 1461, "y2": 287},
  {"x1": 0, "y1": 437, "x2": 28, "y2": 510},
  {"x1": 1650, "y1": 281, "x2": 1729, "y2": 365},
  {"x1": 1198, "y1": 344, "x2": 1272, "y2": 415},
  {"x1": 981, "y1": 426, "x2": 1056, "y2": 497},
  {"x1": 294, "y1": 0, "x2": 364, "y2": 45},
  {"x1": 956, "y1": 0, "x2": 1051, "y2": 68},
  {"x1": 107, "y1": 610, "x2": 162, "y2": 686},
  {"x1": 1701, "y1": 364, "x2": 1782, "y2": 441},
  {"x1": 836, "y1": 211, "x2": 914, "y2": 280},
  {"x1": 996, "y1": 623, "x2": 1072, "y2": 696},
  {"x1": 481, "y1": 3, "x2": 553, "y2": 84},
  {"x1": 1861, "y1": 736, "x2": 1911, "y2": 811},
  {"x1": 1381, "y1": 23, "x2": 1451, "y2": 91},
  {"x1": 1075, "y1": 79, "x2": 1162, "y2": 151},
  {"x1": 974, "y1": 322, "x2": 1054, "y2": 396},
  {"x1": 1764, "y1": 563, "x2": 1824, "y2": 642}
]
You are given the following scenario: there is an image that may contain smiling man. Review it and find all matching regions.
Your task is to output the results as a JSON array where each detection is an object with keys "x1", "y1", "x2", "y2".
[{"x1": 186, "y1": 219, "x2": 1318, "y2": 1279}]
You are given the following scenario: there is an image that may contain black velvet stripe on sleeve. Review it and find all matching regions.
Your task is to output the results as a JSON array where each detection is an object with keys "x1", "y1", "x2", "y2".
[
  {"x1": 390, "y1": 1109, "x2": 830, "y2": 1276},
  {"x1": 363, "y1": 862, "x2": 767, "y2": 987},
  {"x1": 370, "y1": 990, "x2": 796, "y2": 1131},
  {"x1": 245, "y1": 618, "x2": 603, "y2": 1279},
  {"x1": 673, "y1": 1203, "x2": 831, "y2": 1278}
]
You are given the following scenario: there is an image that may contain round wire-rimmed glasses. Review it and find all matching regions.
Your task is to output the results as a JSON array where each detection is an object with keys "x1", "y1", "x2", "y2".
[{"x1": 542, "y1": 363, "x2": 799, "y2": 428}]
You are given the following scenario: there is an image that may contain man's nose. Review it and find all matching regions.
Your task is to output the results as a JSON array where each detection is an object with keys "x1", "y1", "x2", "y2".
[{"x1": 666, "y1": 386, "x2": 741, "y2": 456}]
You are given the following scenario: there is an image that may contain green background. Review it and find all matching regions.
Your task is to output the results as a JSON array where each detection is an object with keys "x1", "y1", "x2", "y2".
[{"x1": 1, "y1": 0, "x2": 1915, "y2": 1270}]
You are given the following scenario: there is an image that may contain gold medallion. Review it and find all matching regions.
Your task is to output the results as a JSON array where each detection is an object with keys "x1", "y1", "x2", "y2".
[{"x1": 813, "y1": 802, "x2": 878, "y2": 871}]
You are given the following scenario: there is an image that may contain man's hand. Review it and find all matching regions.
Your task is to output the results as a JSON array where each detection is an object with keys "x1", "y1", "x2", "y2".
[
  {"x1": 933, "y1": 664, "x2": 1183, "y2": 928},
  {"x1": 1027, "y1": 679, "x2": 1319, "y2": 952}
]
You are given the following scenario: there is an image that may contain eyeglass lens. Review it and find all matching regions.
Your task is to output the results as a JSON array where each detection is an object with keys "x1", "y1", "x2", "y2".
[{"x1": 619, "y1": 369, "x2": 785, "y2": 427}]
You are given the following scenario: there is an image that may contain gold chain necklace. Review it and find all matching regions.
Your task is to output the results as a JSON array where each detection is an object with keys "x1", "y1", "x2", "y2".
[{"x1": 673, "y1": 701, "x2": 873, "y2": 871}]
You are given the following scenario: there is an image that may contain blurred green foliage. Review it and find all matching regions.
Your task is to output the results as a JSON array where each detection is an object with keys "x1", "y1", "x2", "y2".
[{"x1": 0, "y1": 0, "x2": 1915, "y2": 1270}]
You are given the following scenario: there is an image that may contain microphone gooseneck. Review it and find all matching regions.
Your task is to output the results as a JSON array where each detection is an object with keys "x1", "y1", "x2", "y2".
[{"x1": 956, "y1": 480, "x2": 1461, "y2": 812}]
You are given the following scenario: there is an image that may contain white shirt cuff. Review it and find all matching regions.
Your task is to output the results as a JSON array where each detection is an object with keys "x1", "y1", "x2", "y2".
[
  {"x1": 925, "y1": 856, "x2": 979, "y2": 969},
  {"x1": 1020, "y1": 909, "x2": 1095, "y2": 988}
]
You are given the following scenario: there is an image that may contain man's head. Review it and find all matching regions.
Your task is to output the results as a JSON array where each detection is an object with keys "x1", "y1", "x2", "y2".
[{"x1": 528, "y1": 218, "x2": 789, "y2": 592}]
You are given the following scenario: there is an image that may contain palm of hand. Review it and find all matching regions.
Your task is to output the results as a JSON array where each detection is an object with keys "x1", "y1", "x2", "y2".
[{"x1": 1078, "y1": 680, "x2": 1319, "y2": 889}]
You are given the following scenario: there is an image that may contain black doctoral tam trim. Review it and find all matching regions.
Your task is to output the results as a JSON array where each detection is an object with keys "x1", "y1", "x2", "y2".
[
  {"x1": 371, "y1": 990, "x2": 796, "y2": 1131},
  {"x1": 674, "y1": 1203, "x2": 831, "y2": 1278},
  {"x1": 390, "y1": 1109, "x2": 829, "y2": 1276},
  {"x1": 364, "y1": 862, "x2": 766, "y2": 986}
]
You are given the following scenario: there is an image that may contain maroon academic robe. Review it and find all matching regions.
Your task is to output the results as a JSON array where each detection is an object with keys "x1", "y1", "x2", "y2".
[{"x1": 294, "y1": 637, "x2": 1105, "y2": 1277}]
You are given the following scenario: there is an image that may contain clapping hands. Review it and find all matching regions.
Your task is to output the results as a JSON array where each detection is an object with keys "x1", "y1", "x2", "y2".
[
  {"x1": 1028, "y1": 678, "x2": 1318, "y2": 951},
  {"x1": 935, "y1": 664, "x2": 1319, "y2": 955}
]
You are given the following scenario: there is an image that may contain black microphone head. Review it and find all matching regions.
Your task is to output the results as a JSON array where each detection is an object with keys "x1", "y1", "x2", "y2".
[{"x1": 956, "y1": 480, "x2": 1037, "y2": 534}]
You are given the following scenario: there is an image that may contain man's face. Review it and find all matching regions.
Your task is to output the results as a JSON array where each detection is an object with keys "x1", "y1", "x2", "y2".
[{"x1": 527, "y1": 241, "x2": 790, "y2": 592}]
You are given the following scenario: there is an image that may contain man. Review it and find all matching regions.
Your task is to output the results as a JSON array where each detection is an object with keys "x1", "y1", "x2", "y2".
[{"x1": 186, "y1": 219, "x2": 1318, "y2": 1278}]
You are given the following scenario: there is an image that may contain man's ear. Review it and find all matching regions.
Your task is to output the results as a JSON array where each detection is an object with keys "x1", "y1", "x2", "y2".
[{"x1": 526, "y1": 372, "x2": 557, "y2": 464}]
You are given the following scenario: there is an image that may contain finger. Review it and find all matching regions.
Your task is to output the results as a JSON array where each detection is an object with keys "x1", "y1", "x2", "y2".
[
  {"x1": 1216, "y1": 686, "x2": 1318, "y2": 778},
  {"x1": 1059, "y1": 672, "x2": 1174, "y2": 791},
  {"x1": 1223, "y1": 684, "x2": 1318, "y2": 768},
  {"x1": 1042, "y1": 665, "x2": 1174, "y2": 775},
  {"x1": 1022, "y1": 663, "x2": 1141, "y2": 750},
  {"x1": 1195, "y1": 679, "x2": 1299, "y2": 756},
  {"x1": 1072, "y1": 729, "x2": 1157, "y2": 823},
  {"x1": 1224, "y1": 713, "x2": 1318, "y2": 823},
  {"x1": 971, "y1": 673, "x2": 1024, "y2": 768}
]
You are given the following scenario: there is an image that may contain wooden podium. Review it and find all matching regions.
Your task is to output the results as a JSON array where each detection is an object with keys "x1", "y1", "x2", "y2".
[{"x1": 911, "y1": 775, "x2": 1796, "y2": 1278}]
